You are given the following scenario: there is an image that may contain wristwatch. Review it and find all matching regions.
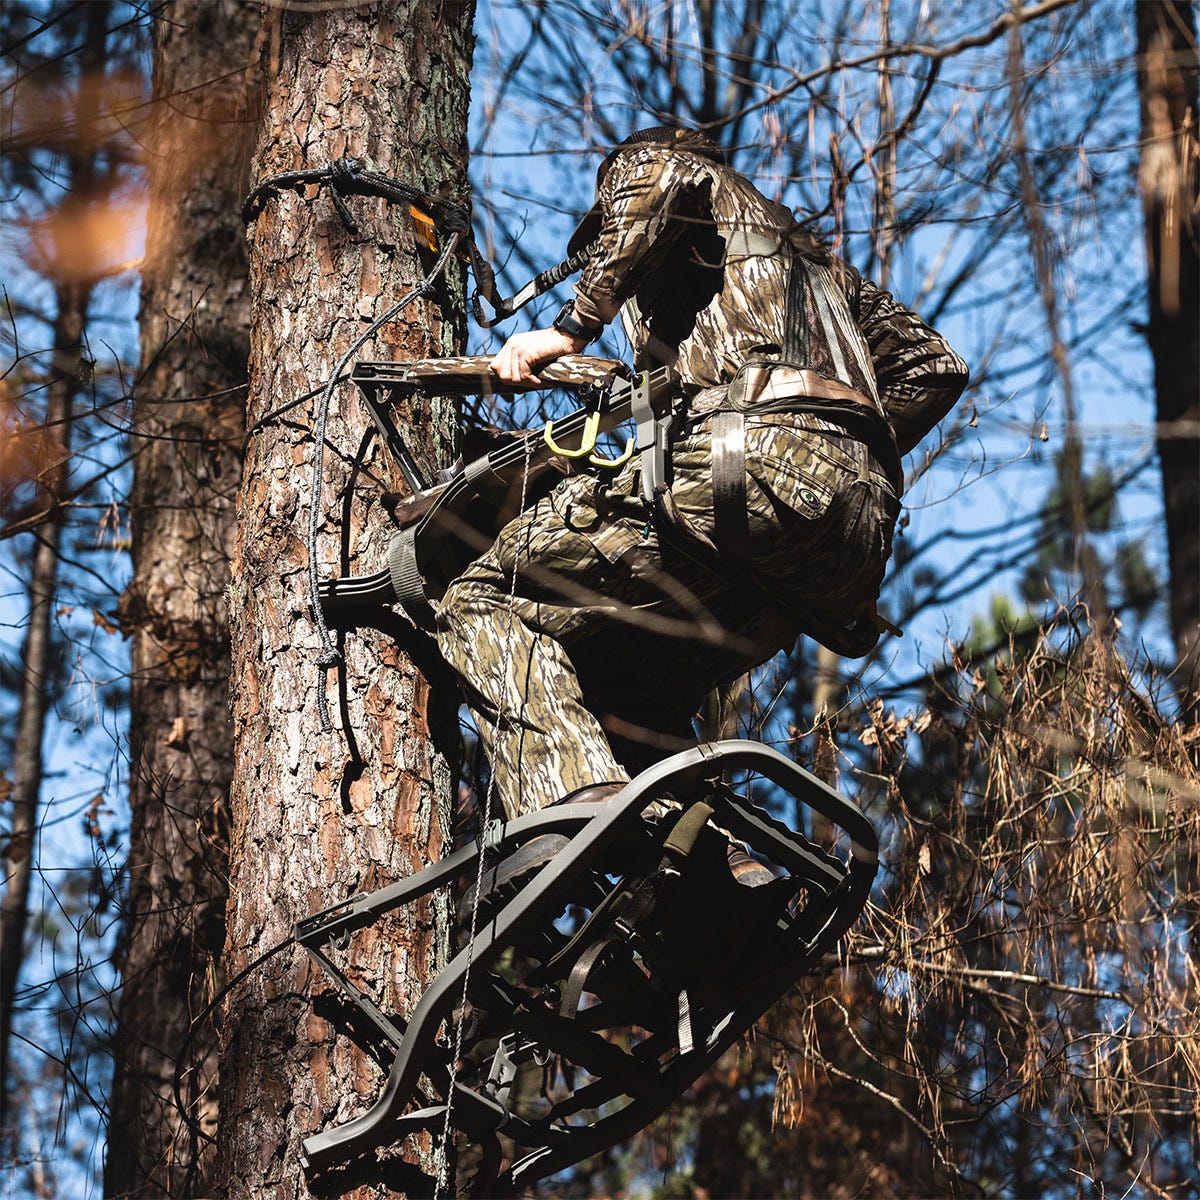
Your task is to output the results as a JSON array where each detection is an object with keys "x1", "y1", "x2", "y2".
[{"x1": 552, "y1": 301, "x2": 602, "y2": 343}]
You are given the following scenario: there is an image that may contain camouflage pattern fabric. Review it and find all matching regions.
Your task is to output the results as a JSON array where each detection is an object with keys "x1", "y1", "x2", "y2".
[
  {"x1": 354, "y1": 353, "x2": 631, "y2": 399},
  {"x1": 436, "y1": 415, "x2": 899, "y2": 819},
  {"x1": 436, "y1": 140, "x2": 965, "y2": 819},
  {"x1": 571, "y1": 139, "x2": 968, "y2": 445}
]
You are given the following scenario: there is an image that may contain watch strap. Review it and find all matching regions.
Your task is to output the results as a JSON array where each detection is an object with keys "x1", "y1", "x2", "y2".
[{"x1": 552, "y1": 301, "x2": 602, "y2": 343}]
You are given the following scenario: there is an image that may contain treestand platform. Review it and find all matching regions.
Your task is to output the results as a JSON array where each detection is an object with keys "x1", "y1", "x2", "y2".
[{"x1": 295, "y1": 739, "x2": 877, "y2": 1195}]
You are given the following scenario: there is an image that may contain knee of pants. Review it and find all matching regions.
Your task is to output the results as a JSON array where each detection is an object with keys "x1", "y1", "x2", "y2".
[{"x1": 435, "y1": 577, "x2": 496, "y2": 658}]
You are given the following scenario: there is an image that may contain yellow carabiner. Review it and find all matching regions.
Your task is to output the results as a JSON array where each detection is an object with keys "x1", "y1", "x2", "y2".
[
  {"x1": 544, "y1": 410, "x2": 601, "y2": 458},
  {"x1": 588, "y1": 435, "x2": 636, "y2": 468}
]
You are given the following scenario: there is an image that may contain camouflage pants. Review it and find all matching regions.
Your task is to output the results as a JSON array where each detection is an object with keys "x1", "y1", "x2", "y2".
[{"x1": 435, "y1": 415, "x2": 899, "y2": 820}]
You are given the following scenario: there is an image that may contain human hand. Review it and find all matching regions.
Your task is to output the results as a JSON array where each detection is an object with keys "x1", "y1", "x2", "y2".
[{"x1": 489, "y1": 327, "x2": 587, "y2": 385}]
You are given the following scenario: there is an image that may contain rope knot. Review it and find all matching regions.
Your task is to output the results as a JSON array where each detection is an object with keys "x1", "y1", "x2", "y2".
[
  {"x1": 317, "y1": 649, "x2": 343, "y2": 670},
  {"x1": 330, "y1": 156, "x2": 362, "y2": 183},
  {"x1": 439, "y1": 204, "x2": 471, "y2": 235}
]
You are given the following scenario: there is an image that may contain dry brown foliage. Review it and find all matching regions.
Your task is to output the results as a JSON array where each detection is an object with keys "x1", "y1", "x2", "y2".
[{"x1": 762, "y1": 620, "x2": 1200, "y2": 1195}]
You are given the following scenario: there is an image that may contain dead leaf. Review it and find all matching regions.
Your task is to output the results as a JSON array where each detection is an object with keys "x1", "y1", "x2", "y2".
[{"x1": 93, "y1": 609, "x2": 119, "y2": 634}]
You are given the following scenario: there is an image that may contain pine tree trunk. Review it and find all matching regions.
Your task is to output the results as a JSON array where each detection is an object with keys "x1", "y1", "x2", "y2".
[
  {"x1": 217, "y1": 5, "x2": 474, "y2": 1197},
  {"x1": 105, "y1": 4, "x2": 255, "y2": 1194},
  {"x1": 1136, "y1": 0, "x2": 1200, "y2": 718}
]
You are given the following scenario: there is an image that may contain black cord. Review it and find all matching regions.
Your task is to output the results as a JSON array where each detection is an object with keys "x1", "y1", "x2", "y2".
[
  {"x1": 242, "y1": 156, "x2": 469, "y2": 237},
  {"x1": 242, "y1": 156, "x2": 469, "y2": 732},
  {"x1": 306, "y1": 231, "x2": 463, "y2": 732}
]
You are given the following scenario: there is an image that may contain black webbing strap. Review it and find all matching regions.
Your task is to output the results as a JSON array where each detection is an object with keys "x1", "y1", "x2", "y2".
[
  {"x1": 558, "y1": 802, "x2": 716, "y2": 1031},
  {"x1": 709, "y1": 241, "x2": 810, "y2": 563},
  {"x1": 783, "y1": 243, "x2": 811, "y2": 363},
  {"x1": 559, "y1": 934, "x2": 620, "y2": 1021}
]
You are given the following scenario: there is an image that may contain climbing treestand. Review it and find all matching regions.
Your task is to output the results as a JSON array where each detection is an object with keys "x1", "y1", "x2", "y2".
[
  {"x1": 305, "y1": 355, "x2": 879, "y2": 1194},
  {"x1": 236, "y1": 163, "x2": 880, "y2": 1195},
  {"x1": 298, "y1": 738, "x2": 876, "y2": 1194}
]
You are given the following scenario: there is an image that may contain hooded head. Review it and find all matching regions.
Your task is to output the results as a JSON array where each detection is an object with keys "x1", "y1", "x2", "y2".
[{"x1": 567, "y1": 126, "x2": 727, "y2": 256}]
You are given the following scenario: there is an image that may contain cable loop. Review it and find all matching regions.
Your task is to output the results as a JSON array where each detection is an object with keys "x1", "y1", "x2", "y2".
[{"x1": 242, "y1": 158, "x2": 470, "y2": 238}]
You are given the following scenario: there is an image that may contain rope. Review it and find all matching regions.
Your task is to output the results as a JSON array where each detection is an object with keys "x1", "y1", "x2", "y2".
[
  {"x1": 433, "y1": 437, "x2": 534, "y2": 1199},
  {"x1": 243, "y1": 156, "x2": 468, "y2": 732},
  {"x1": 242, "y1": 155, "x2": 470, "y2": 238},
  {"x1": 242, "y1": 157, "x2": 602, "y2": 732},
  {"x1": 307, "y1": 231, "x2": 462, "y2": 731}
]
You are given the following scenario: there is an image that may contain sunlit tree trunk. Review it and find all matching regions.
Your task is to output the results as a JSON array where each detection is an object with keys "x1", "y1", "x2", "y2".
[
  {"x1": 1136, "y1": 0, "x2": 1199, "y2": 719},
  {"x1": 105, "y1": 3, "x2": 255, "y2": 1194},
  {"x1": 217, "y1": 4, "x2": 474, "y2": 1196}
]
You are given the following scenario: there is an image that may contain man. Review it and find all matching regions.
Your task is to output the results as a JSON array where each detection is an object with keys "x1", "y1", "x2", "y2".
[{"x1": 437, "y1": 127, "x2": 968, "y2": 821}]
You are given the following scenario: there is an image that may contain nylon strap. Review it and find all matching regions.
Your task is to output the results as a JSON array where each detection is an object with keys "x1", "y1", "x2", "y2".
[
  {"x1": 559, "y1": 934, "x2": 620, "y2": 1021},
  {"x1": 559, "y1": 801, "x2": 716, "y2": 1024},
  {"x1": 708, "y1": 241, "x2": 809, "y2": 563},
  {"x1": 783, "y1": 245, "x2": 811, "y2": 363}
]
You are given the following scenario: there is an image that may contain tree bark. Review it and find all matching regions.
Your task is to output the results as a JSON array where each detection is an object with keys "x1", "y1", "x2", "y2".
[
  {"x1": 217, "y1": 4, "x2": 474, "y2": 1197},
  {"x1": 105, "y1": 3, "x2": 255, "y2": 1195},
  {"x1": 1136, "y1": 0, "x2": 1199, "y2": 718}
]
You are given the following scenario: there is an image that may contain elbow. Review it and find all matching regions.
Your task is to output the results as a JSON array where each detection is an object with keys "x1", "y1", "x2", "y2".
[{"x1": 948, "y1": 350, "x2": 971, "y2": 400}]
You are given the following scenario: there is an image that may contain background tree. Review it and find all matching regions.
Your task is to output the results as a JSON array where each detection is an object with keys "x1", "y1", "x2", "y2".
[
  {"x1": 216, "y1": 3, "x2": 474, "y2": 1195},
  {"x1": 103, "y1": 2, "x2": 256, "y2": 1195},
  {"x1": 1, "y1": 1, "x2": 138, "y2": 1178},
  {"x1": 1136, "y1": 0, "x2": 1199, "y2": 717}
]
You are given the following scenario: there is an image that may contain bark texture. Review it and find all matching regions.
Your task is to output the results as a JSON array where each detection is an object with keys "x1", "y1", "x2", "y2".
[
  {"x1": 218, "y1": 4, "x2": 474, "y2": 1196},
  {"x1": 105, "y1": 3, "x2": 256, "y2": 1195},
  {"x1": 1136, "y1": 0, "x2": 1200, "y2": 717}
]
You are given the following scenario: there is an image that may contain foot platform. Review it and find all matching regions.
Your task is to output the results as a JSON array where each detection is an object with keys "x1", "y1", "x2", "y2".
[{"x1": 295, "y1": 740, "x2": 877, "y2": 1194}]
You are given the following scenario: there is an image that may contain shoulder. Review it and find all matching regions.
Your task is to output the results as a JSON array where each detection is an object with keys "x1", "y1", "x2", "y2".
[{"x1": 602, "y1": 144, "x2": 721, "y2": 193}]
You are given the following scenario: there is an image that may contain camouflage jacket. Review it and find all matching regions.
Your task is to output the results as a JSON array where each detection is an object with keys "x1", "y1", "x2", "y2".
[{"x1": 572, "y1": 142, "x2": 968, "y2": 456}]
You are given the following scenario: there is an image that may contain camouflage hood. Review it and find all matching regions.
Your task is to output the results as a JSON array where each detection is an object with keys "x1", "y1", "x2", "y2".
[{"x1": 567, "y1": 127, "x2": 727, "y2": 256}]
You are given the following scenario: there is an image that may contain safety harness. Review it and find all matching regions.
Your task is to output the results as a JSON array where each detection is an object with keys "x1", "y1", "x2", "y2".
[{"x1": 321, "y1": 246, "x2": 903, "y2": 658}]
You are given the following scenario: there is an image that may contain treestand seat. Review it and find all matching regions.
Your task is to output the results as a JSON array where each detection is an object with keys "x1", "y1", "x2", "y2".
[{"x1": 294, "y1": 740, "x2": 878, "y2": 1195}]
